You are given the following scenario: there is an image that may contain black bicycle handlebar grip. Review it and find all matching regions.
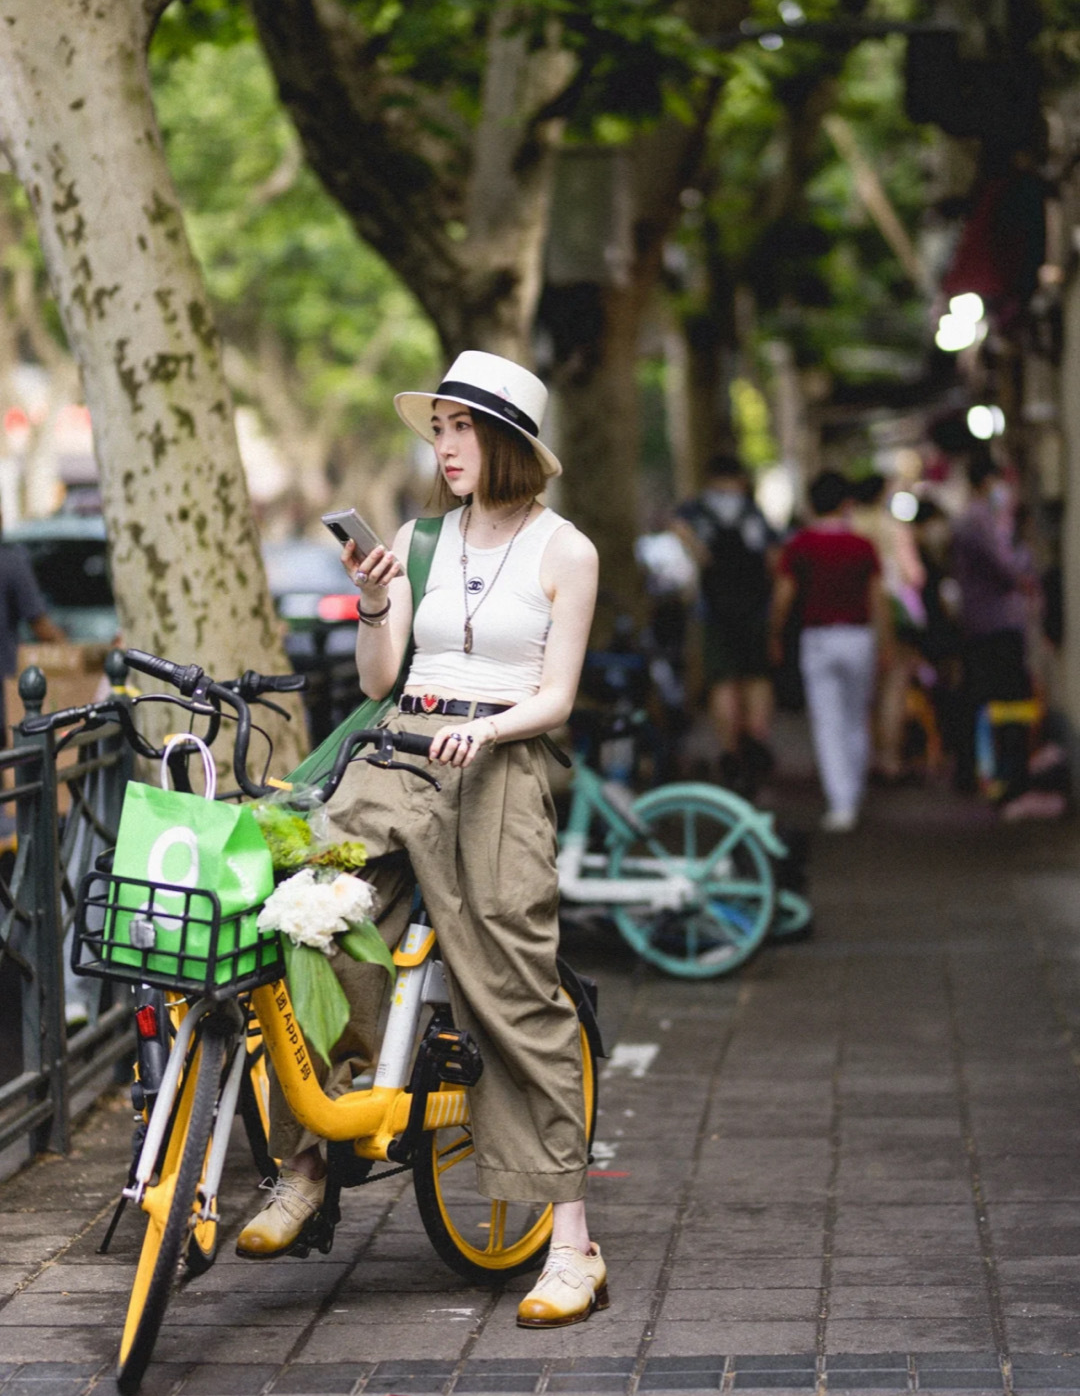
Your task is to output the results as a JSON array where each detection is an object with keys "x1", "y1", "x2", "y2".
[
  {"x1": 237, "y1": 669, "x2": 308, "y2": 698},
  {"x1": 263, "y1": 672, "x2": 307, "y2": 693},
  {"x1": 124, "y1": 649, "x2": 204, "y2": 695},
  {"x1": 20, "y1": 705, "x2": 92, "y2": 735},
  {"x1": 393, "y1": 731, "x2": 434, "y2": 758}
]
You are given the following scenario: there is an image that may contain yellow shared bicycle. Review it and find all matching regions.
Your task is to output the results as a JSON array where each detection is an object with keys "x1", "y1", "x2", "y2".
[{"x1": 61, "y1": 649, "x2": 601, "y2": 1395}]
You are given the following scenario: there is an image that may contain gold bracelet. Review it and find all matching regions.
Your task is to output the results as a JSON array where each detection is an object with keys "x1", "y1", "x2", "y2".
[{"x1": 486, "y1": 719, "x2": 499, "y2": 746}]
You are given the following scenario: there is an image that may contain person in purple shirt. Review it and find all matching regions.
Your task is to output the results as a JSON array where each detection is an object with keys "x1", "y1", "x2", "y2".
[{"x1": 951, "y1": 451, "x2": 1034, "y2": 801}]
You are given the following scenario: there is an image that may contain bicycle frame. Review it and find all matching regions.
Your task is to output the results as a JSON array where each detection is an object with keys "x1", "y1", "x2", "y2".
[
  {"x1": 556, "y1": 764, "x2": 786, "y2": 910},
  {"x1": 252, "y1": 908, "x2": 469, "y2": 1159},
  {"x1": 128, "y1": 905, "x2": 470, "y2": 1238}
]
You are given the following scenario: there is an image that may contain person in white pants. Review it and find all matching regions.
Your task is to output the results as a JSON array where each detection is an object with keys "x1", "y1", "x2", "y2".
[
  {"x1": 770, "y1": 472, "x2": 893, "y2": 832},
  {"x1": 799, "y1": 624, "x2": 877, "y2": 829}
]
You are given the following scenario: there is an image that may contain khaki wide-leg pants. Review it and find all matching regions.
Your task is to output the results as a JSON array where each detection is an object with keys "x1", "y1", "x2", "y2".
[{"x1": 267, "y1": 710, "x2": 588, "y2": 1204}]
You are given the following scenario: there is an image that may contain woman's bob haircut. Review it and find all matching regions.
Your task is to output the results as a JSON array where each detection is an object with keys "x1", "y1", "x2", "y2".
[{"x1": 428, "y1": 406, "x2": 546, "y2": 511}]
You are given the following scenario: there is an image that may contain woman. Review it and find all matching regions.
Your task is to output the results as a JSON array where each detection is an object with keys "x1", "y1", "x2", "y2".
[{"x1": 237, "y1": 352, "x2": 604, "y2": 1329}]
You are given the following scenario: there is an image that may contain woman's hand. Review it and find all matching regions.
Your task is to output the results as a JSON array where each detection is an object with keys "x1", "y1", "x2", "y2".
[
  {"x1": 428, "y1": 717, "x2": 498, "y2": 768},
  {"x1": 341, "y1": 540, "x2": 402, "y2": 602}
]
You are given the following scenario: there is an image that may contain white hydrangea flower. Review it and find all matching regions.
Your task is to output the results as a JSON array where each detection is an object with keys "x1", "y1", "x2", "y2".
[{"x1": 258, "y1": 868, "x2": 378, "y2": 957}]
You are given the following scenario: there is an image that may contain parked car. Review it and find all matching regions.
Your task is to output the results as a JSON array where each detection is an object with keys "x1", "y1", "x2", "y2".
[
  {"x1": 4, "y1": 512, "x2": 116, "y2": 643},
  {"x1": 4, "y1": 515, "x2": 364, "y2": 743}
]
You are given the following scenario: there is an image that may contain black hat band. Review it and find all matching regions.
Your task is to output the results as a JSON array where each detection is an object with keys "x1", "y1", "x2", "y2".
[{"x1": 435, "y1": 380, "x2": 539, "y2": 439}]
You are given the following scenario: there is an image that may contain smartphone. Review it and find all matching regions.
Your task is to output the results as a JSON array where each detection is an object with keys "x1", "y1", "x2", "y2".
[{"x1": 321, "y1": 508, "x2": 384, "y2": 559}]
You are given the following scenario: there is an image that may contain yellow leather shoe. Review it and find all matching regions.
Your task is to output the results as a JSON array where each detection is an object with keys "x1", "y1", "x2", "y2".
[
  {"x1": 517, "y1": 1242, "x2": 609, "y2": 1328},
  {"x1": 235, "y1": 1168, "x2": 325, "y2": 1259}
]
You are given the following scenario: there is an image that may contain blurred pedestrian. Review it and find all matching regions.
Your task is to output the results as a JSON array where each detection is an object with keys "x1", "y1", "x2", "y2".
[
  {"x1": 769, "y1": 471, "x2": 892, "y2": 832},
  {"x1": 951, "y1": 451, "x2": 1037, "y2": 807},
  {"x1": 850, "y1": 474, "x2": 927, "y2": 782},
  {"x1": 674, "y1": 453, "x2": 777, "y2": 795}
]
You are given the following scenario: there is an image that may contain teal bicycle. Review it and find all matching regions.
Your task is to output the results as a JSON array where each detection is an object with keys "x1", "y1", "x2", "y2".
[{"x1": 557, "y1": 754, "x2": 811, "y2": 979}]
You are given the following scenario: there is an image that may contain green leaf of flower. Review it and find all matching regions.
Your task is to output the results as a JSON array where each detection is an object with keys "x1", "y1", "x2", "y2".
[
  {"x1": 338, "y1": 917, "x2": 394, "y2": 977},
  {"x1": 282, "y1": 938, "x2": 350, "y2": 1068}
]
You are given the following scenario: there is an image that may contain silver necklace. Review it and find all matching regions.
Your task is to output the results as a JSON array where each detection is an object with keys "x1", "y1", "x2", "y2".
[{"x1": 460, "y1": 500, "x2": 533, "y2": 654}]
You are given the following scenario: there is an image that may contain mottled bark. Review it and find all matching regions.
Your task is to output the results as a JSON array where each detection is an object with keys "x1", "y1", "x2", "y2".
[
  {"x1": 250, "y1": 0, "x2": 572, "y2": 361},
  {"x1": 0, "y1": 0, "x2": 304, "y2": 767}
]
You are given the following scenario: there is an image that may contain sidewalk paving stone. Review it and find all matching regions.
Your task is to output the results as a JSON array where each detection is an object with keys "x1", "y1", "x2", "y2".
[
  {"x1": 9, "y1": 740, "x2": 1080, "y2": 1391},
  {"x1": 268, "y1": 1364, "x2": 372, "y2": 1393}
]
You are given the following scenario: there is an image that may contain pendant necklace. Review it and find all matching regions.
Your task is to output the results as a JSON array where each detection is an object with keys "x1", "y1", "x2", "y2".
[{"x1": 461, "y1": 500, "x2": 533, "y2": 654}]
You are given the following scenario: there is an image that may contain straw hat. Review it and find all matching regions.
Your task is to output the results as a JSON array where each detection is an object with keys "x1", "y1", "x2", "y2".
[{"x1": 394, "y1": 350, "x2": 561, "y2": 478}]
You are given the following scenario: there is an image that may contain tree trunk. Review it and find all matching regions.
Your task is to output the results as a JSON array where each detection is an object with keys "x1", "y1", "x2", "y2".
[
  {"x1": 0, "y1": 0, "x2": 303, "y2": 767},
  {"x1": 545, "y1": 109, "x2": 720, "y2": 641},
  {"x1": 551, "y1": 281, "x2": 644, "y2": 639}
]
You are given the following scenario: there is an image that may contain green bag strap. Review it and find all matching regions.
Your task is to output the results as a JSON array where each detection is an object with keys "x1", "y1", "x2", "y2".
[
  {"x1": 396, "y1": 515, "x2": 441, "y2": 700},
  {"x1": 286, "y1": 515, "x2": 443, "y2": 787}
]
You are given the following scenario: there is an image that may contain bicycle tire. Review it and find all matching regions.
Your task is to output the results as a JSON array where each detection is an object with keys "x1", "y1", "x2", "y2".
[
  {"x1": 116, "y1": 1027, "x2": 226, "y2": 1395},
  {"x1": 412, "y1": 963, "x2": 599, "y2": 1284},
  {"x1": 607, "y1": 784, "x2": 776, "y2": 978}
]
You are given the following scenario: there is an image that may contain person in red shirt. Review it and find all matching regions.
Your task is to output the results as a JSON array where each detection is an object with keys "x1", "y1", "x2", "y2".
[{"x1": 769, "y1": 472, "x2": 893, "y2": 831}]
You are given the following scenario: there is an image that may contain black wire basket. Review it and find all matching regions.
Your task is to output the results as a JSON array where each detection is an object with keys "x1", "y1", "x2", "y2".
[{"x1": 73, "y1": 867, "x2": 285, "y2": 1000}]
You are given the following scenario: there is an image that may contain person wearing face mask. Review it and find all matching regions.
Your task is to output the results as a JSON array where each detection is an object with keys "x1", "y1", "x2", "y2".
[{"x1": 950, "y1": 449, "x2": 1036, "y2": 803}]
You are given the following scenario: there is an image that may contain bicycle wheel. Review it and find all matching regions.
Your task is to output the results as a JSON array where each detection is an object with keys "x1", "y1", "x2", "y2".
[
  {"x1": 117, "y1": 1026, "x2": 226, "y2": 1395},
  {"x1": 607, "y1": 785, "x2": 776, "y2": 978},
  {"x1": 412, "y1": 964, "x2": 599, "y2": 1284}
]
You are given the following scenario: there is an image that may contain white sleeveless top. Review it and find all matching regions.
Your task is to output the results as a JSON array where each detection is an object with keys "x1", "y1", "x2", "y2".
[{"x1": 408, "y1": 505, "x2": 569, "y2": 702}]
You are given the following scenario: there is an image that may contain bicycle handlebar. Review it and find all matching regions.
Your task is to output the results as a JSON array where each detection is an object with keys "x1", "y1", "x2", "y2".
[
  {"x1": 18, "y1": 652, "x2": 310, "y2": 771},
  {"x1": 21, "y1": 646, "x2": 436, "y2": 803},
  {"x1": 121, "y1": 648, "x2": 434, "y2": 803}
]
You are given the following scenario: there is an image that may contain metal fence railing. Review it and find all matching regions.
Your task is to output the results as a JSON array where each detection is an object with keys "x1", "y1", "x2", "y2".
[{"x1": 0, "y1": 659, "x2": 134, "y2": 1179}]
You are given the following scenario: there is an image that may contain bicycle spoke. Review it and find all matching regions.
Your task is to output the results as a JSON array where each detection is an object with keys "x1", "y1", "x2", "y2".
[
  {"x1": 610, "y1": 789, "x2": 777, "y2": 978},
  {"x1": 435, "y1": 1129, "x2": 475, "y2": 1177},
  {"x1": 488, "y1": 1200, "x2": 508, "y2": 1252}
]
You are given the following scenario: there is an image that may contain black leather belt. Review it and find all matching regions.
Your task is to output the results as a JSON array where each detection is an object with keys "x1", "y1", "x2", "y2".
[{"x1": 398, "y1": 694, "x2": 513, "y2": 719}]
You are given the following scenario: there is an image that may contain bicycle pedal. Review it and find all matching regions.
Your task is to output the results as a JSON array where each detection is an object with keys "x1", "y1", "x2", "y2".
[
  {"x1": 427, "y1": 1028, "x2": 483, "y2": 1087},
  {"x1": 289, "y1": 1203, "x2": 338, "y2": 1259}
]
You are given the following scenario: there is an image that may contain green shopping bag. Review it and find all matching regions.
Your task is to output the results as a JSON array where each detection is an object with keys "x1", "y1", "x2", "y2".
[{"x1": 104, "y1": 735, "x2": 276, "y2": 987}]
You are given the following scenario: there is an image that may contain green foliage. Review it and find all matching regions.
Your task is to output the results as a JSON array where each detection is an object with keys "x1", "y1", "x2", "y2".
[
  {"x1": 684, "y1": 16, "x2": 930, "y2": 395},
  {"x1": 152, "y1": 0, "x2": 253, "y2": 59},
  {"x1": 339, "y1": 0, "x2": 713, "y2": 134},
  {"x1": 731, "y1": 378, "x2": 778, "y2": 469},
  {"x1": 148, "y1": 33, "x2": 439, "y2": 445},
  {"x1": 251, "y1": 802, "x2": 314, "y2": 871},
  {"x1": 252, "y1": 800, "x2": 370, "y2": 874},
  {"x1": 307, "y1": 841, "x2": 370, "y2": 872}
]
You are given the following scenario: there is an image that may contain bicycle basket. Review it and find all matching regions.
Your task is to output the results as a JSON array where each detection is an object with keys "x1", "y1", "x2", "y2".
[{"x1": 73, "y1": 868, "x2": 285, "y2": 999}]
